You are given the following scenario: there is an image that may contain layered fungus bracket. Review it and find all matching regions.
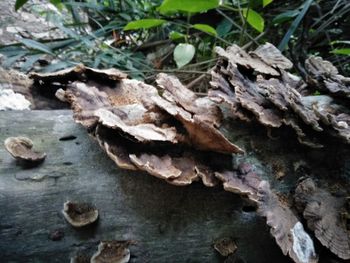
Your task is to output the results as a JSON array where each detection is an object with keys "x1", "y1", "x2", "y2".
[
  {"x1": 27, "y1": 45, "x2": 350, "y2": 263},
  {"x1": 30, "y1": 65, "x2": 243, "y2": 190},
  {"x1": 295, "y1": 178, "x2": 350, "y2": 260},
  {"x1": 209, "y1": 43, "x2": 350, "y2": 148}
]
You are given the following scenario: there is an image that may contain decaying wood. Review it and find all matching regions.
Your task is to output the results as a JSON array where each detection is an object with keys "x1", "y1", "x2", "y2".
[
  {"x1": 0, "y1": 110, "x2": 293, "y2": 263},
  {"x1": 2, "y1": 43, "x2": 350, "y2": 263},
  {"x1": 258, "y1": 181, "x2": 318, "y2": 263},
  {"x1": 295, "y1": 178, "x2": 350, "y2": 260}
]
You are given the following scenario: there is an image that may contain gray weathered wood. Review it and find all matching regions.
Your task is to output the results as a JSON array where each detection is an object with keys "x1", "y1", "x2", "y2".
[{"x1": 0, "y1": 110, "x2": 291, "y2": 262}]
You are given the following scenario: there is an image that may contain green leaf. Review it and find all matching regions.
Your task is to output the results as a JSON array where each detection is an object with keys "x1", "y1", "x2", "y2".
[
  {"x1": 331, "y1": 40, "x2": 350, "y2": 45},
  {"x1": 331, "y1": 48, "x2": 350, "y2": 55},
  {"x1": 2, "y1": 52, "x2": 27, "y2": 68},
  {"x1": 15, "y1": 0, "x2": 29, "y2": 11},
  {"x1": 263, "y1": 0, "x2": 273, "y2": 7},
  {"x1": 273, "y1": 10, "x2": 299, "y2": 24},
  {"x1": 21, "y1": 54, "x2": 42, "y2": 72},
  {"x1": 216, "y1": 18, "x2": 233, "y2": 37},
  {"x1": 169, "y1": 31, "x2": 185, "y2": 40},
  {"x1": 159, "y1": 0, "x2": 219, "y2": 14},
  {"x1": 242, "y1": 8, "x2": 265, "y2": 33},
  {"x1": 49, "y1": 0, "x2": 61, "y2": 7},
  {"x1": 192, "y1": 24, "x2": 217, "y2": 36},
  {"x1": 124, "y1": 19, "x2": 166, "y2": 30},
  {"x1": 173, "y1": 43, "x2": 195, "y2": 68},
  {"x1": 19, "y1": 39, "x2": 54, "y2": 55}
]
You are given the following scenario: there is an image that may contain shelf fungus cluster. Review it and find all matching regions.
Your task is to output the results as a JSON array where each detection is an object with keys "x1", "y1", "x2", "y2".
[
  {"x1": 30, "y1": 65, "x2": 245, "y2": 189},
  {"x1": 28, "y1": 47, "x2": 350, "y2": 263},
  {"x1": 209, "y1": 43, "x2": 350, "y2": 148}
]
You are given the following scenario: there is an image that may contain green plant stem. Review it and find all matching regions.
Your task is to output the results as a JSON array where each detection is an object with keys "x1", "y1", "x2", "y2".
[
  {"x1": 216, "y1": 9, "x2": 259, "y2": 45},
  {"x1": 239, "y1": 0, "x2": 250, "y2": 46},
  {"x1": 185, "y1": 12, "x2": 191, "y2": 43}
]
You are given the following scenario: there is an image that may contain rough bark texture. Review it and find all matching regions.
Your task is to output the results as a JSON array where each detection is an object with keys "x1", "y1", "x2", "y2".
[{"x1": 0, "y1": 110, "x2": 291, "y2": 263}]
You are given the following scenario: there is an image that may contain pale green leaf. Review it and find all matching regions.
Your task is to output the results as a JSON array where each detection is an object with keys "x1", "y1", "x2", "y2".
[
  {"x1": 19, "y1": 39, "x2": 54, "y2": 55},
  {"x1": 242, "y1": 8, "x2": 265, "y2": 33},
  {"x1": 331, "y1": 40, "x2": 350, "y2": 45},
  {"x1": 263, "y1": 0, "x2": 273, "y2": 7},
  {"x1": 173, "y1": 43, "x2": 195, "y2": 68},
  {"x1": 169, "y1": 31, "x2": 185, "y2": 40},
  {"x1": 192, "y1": 24, "x2": 217, "y2": 36},
  {"x1": 273, "y1": 10, "x2": 299, "y2": 24},
  {"x1": 159, "y1": 0, "x2": 219, "y2": 14},
  {"x1": 331, "y1": 48, "x2": 350, "y2": 55},
  {"x1": 124, "y1": 19, "x2": 166, "y2": 31}
]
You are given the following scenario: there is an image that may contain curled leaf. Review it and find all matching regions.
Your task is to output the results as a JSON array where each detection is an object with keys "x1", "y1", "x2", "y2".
[
  {"x1": 192, "y1": 24, "x2": 217, "y2": 36},
  {"x1": 173, "y1": 43, "x2": 195, "y2": 68},
  {"x1": 242, "y1": 8, "x2": 265, "y2": 33}
]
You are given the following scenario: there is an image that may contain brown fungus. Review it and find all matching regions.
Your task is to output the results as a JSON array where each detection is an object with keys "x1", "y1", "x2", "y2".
[
  {"x1": 215, "y1": 165, "x2": 261, "y2": 203},
  {"x1": 213, "y1": 237, "x2": 237, "y2": 257},
  {"x1": 91, "y1": 240, "x2": 135, "y2": 263},
  {"x1": 258, "y1": 181, "x2": 318, "y2": 263},
  {"x1": 62, "y1": 201, "x2": 99, "y2": 228},
  {"x1": 4, "y1": 136, "x2": 46, "y2": 164},
  {"x1": 294, "y1": 178, "x2": 350, "y2": 260}
]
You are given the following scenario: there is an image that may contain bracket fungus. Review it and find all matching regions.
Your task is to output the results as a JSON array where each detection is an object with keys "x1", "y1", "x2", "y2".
[
  {"x1": 295, "y1": 178, "x2": 350, "y2": 260},
  {"x1": 209, "y1": 43, "x2": 350, "y2": 148},
  {"x1": 26, "y1": 45, "x2": 350, "y2": 262},
  {"x1": 215, "y1": 163, "x2": 261, "y2": 203},
  {"x1": 213, "y1": 237, "x2": 237, "y2": 257},
  {"x1": 30, "y1": 65, "x2": 243, "y2": 189},
  {"x1": 258, "y1": 181, "x2": 318, "y2": 263},
  {"x1": 4, "y1": 136, "x2": 46, "y2": 164},
  {"x1": 91, "y1": 240, "x2": 135, "y2": 263},
  {"x1": 62, "y1": 201, "x2": 99, "y2": 228}
]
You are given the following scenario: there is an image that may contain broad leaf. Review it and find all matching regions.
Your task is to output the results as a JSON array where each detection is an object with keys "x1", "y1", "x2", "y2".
[
  {"x1": 263, "y1": 0, "x2": 273, "y2": 7},
  {"x1": 19, "y1": 39, "x2": 54, "y2": 55},
  {"x1": 159, "y1": 0, "x2": 219, "y2": 14},
  {"x1": 242, "y1": 8, "x2": 265, "y2": 33},
  {"x1": 192, "y1": 24, "x2": 217, "y2": 36},
  {"x1": 169, "y1": 31, "x2": 185, "y2": 40},
  {"x1": 331, "y1": 48, "x2": 350, "y2": 55},
  {"x1": 15, "y1": 0, "x2": 29, "y2": 11},
  {"x1": 173, "y1": 43, "x2": 195, "y2": 68},
  {"x1": 124, "y1": 19, "x2": 166, "y2": 30},
  {"x1": 216, "y1": 18, "x2": 233, "y2": 37}
]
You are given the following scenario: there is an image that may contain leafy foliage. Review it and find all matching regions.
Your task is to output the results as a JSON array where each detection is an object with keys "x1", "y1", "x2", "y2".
[
  {"x1": 242, "y1": 8, "x2": 265, "y2": 33},
  {"x1": 2, "y1": 0, "x2": 349, "y2": 79}
]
